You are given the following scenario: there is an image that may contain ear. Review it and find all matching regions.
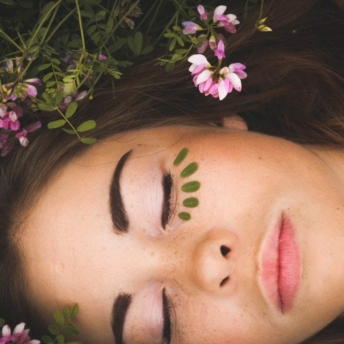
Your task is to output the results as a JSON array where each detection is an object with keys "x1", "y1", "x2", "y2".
[{"x1": 222, "y1": 115, "x2": 248, "y2": 131}]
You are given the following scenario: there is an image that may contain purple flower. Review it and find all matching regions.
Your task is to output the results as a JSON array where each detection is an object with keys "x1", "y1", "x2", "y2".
[
  {"x1": 197, "y1": 5, "x2": 208, "y2": 20},
  {"x1": 98, "y1": 53, "x2": 107, "y2": 61},
  {"x1": 0, "y1": 323, "x2": 40, "y2": 344},
  {"x1": 182, "y1": 21, "x2": 202, "y2": 35},
  {"x1": 214, "y1": 39, "x2": 226, "y2": 60},
  {"x1": 2, "y1": 78, "x2": 41, "y2": 101},
  {"x1": 0, "y1": 104, "x2": 23, "y2": 131},
  {"x1": 15, "y1": 121, "x2": 42, "y2": 147},
  {"x1": 213, "y1": 6, "x2": 240, "y2": 33}
]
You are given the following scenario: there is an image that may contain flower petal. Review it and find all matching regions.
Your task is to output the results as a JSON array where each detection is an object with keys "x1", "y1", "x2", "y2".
[
  {"x1": 227, "y1": 73, "x2": 242, "y2": 91},
  {"x1": 13, "y1": 323, "x2": 26, "y2": 334},
  {"x1": 214, "y1": 5, "x2": 227, "y2": 21},
  {"x1": 188, "y1": 54, "x2": 209, "y2": 66},
  {"x1": 196, "y1": 69, "x2": 212, "y2": 85}
]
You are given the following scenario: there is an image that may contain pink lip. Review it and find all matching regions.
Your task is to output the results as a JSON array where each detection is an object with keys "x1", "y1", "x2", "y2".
[{"x1": 260, "y1": 214, "x2": 301, "y2": 312}]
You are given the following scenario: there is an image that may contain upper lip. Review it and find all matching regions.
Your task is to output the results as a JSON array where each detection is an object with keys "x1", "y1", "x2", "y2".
[{"x1": 259, "y1": 213, "x2": 301, "y2": 313}]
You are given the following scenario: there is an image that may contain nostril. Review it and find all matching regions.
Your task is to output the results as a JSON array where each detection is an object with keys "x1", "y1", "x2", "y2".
[
  {"x1": 220, "y1": 276, "x2": 229, "y2": 287},
  {"x1": 220, "y1": 245, "x2": 230, "y2": 257}
]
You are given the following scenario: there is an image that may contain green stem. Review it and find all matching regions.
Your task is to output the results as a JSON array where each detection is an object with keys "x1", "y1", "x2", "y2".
[
  {"x1": 56, "y1": 107, "x2": 82, "y2": 141},
  {"x1": 259, "y1": 0, "x2": 265, "y2": 20},
  {"x1": 0, "y1": 30, "x2": 23, "y2": 52},
  {"x1": 145, "y1": 0, "x2": 163, "y2": 36},
  {"x1": 75, "y1": 0, "x2": 86, "y2": 51},
  {"x1": 27, "y1": 0, "x2": 62, "y2": 51},
  {"x1": 45, "y1": 9, "x2": 76, "y2": 44}
]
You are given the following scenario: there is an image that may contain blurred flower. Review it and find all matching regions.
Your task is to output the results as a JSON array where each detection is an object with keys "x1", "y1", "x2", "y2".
[
  {"x1": 197, "y1": 5, "x2": 208, "y2": 21},
  {"x1": 59, "y1": 90, "x2": 87, "y2": 109},
  {"x1": 2, "y1": 78, "x2": 41, "y2": 101},
  {"x1": 15, "y1": 121, "x2": 42, "y2": 147},
  {"x1": 213, "y1": 6, "x2": 240, "y2": 33},
  {"x1": 0, "y1": 322, "x2": 40, "y2": 344},
  {"x1": 182, "y1": 21, "x2": 202, "y2": 35},
  {"x1": 256, "y1": 17, "x2": 272, "y2": 32},
  {"x1": 214, "y1": 39, "x2": 226, "y2": 60},
  {"x1": 120, "y1": 0, "x2": 143, "y2": 29}
]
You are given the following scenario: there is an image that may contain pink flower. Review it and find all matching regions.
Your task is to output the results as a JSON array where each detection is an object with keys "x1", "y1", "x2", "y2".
[
  {"x1": 188, "y1": 54, "x2": 213, "y2": 86},
  {"x1": 2, "y1": 78, "x2": 41, "y2": 101},
  {"x1": 218, "y1": 63, "x2": 247, "y2": 100},
  {"x1": 98, "y1": 53, "x2": 107, "y2": 61},
  {"x1": 182, "y1": 21, "x2": 202, "y2": 34},
  {"x1": 213, "y1": 6, "x2": 240, "y2": 33},
  {"x1": 214, "y1": 39, "x2": 226, "y2": 60},
  {"x1": 197, "y1": 5, "x2": 208, "y2": 20},
  {"x1": 15, "y1": 121, "x2": 42, "y2": 147},
  {"x1": 0, "y1": 104, "x2": 23, "y2": 131},
  {"x1": 0, "y1": 323, "x2": 40, "y2": 344}
]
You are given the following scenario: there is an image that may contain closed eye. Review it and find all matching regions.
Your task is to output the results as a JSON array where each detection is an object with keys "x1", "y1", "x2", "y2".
[{"x1": 162, "y1": 172, "x2": 173, "y2": 229}]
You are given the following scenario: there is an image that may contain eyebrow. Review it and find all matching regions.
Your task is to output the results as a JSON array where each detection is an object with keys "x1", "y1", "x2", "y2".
[
  {"x1": 110, "y1": 150, "x2": 133, "y2": 233},
  {"x1": 111, "y1": 293, "x2": 132, "y2": 344}
]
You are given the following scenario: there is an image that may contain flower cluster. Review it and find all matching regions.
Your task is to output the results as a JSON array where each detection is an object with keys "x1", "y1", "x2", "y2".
[
  {"x1": 182, "y1": 5, "x2": 247, "y2": 100},
  {"x1": 0, "y1": 322, "x2": 40, "y2": 344},
  {"x1": 0, "y1": 102, "x2": 41, "y2": 157}
]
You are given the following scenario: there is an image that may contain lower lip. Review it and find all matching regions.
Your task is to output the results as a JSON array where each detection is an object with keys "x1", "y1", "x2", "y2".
[{"x1": 260, "y1": 214, "x2": 301, "y2": 312}]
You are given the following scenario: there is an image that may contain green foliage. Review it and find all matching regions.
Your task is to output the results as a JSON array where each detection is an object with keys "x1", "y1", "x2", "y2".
[
  {"x1": 0, "y1": 318, "x2": 5, "y2": 328},
  {"x1": 41, "y1": 304, "x2": 82, "y2": 344}
]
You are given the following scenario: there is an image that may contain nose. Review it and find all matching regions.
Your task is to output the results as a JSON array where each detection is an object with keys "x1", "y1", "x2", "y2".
[{"x1": 191, "y1": 228, "x2": 237, "y2": 294}]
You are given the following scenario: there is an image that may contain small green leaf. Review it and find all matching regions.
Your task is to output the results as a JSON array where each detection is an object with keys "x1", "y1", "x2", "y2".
[
  {"x1": 0, "y1": 318, "x2": 5, "y2": 327},
  {"x1": 63, "y1": 128, "x2": 76, "y2": 135},
  {"x1": 63, "y1": 306, "x2": 70, "y2": 318},
  {"x1": 81, "y1": 137, "x2": 97, "y2": 144},
  {"x1": 173, "y1": 148, "x2": 188, "y2": 166},
  {"x1": 134, "y1": 31, "x2": 143, "y2": 54},
  {"x1": 178, "y1": 212, "x2": 191, "y2": 221},
  {"x1": 48, "y1": 119, "x2": 66, "y2": 129},
  {"x1": 173, "y1": 25, "x2": 181, "y2": 31},
  {"x1": 176, "y1": 36, "x2": 185, "y2": 46},
  {"x1": 41, "y1": 335, "x2": 54, "y2": 344},
  {"x1": 65, "y1": 101, "x2": 78, "y2": 119},
  {"x1": 77, "y1": 120, "x2": 96, "y2": 132},
  {"x1": 0, "y1": 0, "x2": 15, "y2": 5},
  {"x1": 63, "y1": 324, "x2": 79, "y2": 335},
  {"x1": 181, "y1": 181, "x2": 200, "y2": 193},
  {"x1": 38, "y1": 63, "x2": 51, "y2": 71},
  {"x1": 183, "y1": 197, "x2": 199, "y2": 208},
  {"x1": 70, "y1": 303, "x2": 79, "y2": 318},
  {"x1": 54, "y1": 310, "x2": 64, "y2": 326},
  {"x1": 56, "y1": 334, "x2": 65, "y2": 344},
  {"x1": 180, "y1": 162, "x2": 198, "y2": 178},
  {"x1": 141, "y1": 46, "x2": 154, "y2": 55},
  {"x1": 38, "y1": 103, "x2": 56, "y2": 111},
  {"x1": 169, "y1": 38, "x2": 176, "y2": 51},
  {"x1": 48, "y1": 325, "x2": 59, "y2": 335},
  {"x1": 42, "y1": 72, "x2": 54, "y2": 82},
  {"x1": 41, "y1": 2, "x2": 55, "y2": 16},
  {"x1": 164, "y1": 32, "x2": 175, "y2": 38}
]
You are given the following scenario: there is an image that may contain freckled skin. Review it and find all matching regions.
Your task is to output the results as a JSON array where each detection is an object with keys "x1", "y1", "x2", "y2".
[{"x1": 20, "y1": 124, "x2": 344, "y2": 343}]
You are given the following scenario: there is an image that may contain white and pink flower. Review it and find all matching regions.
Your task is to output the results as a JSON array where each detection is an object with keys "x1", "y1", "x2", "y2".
[
  {"x1": 213, "y1": 5, "x2": 240, "y2": 33},
  {"x1": 0, "y1": 322, "x2": 40, "y2": 344},
  {"x1": 182, "y1": 21, "x2": 202, "y2": 35},
  {"x1": 197, "y1": 5, "x2": 209, "y2": 21}
]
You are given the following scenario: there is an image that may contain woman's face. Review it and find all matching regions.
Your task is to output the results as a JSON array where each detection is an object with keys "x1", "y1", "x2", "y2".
[{"x1": 21, "y1": 123, "x2": 344, "y2": 344}]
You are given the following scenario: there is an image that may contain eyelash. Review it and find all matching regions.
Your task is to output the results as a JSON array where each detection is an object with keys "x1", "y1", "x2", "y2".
[
  {"x1": 162, "y1": 172, "x2": 173, "y2": 229},
  {"x1": 162, "y1": 288, "x2": 174, "y2": 343}
]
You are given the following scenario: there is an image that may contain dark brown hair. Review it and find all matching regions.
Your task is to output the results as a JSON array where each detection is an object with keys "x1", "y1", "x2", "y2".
[{"x1": 1, "y1": 0, "x2": 344, "y2": 342}]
